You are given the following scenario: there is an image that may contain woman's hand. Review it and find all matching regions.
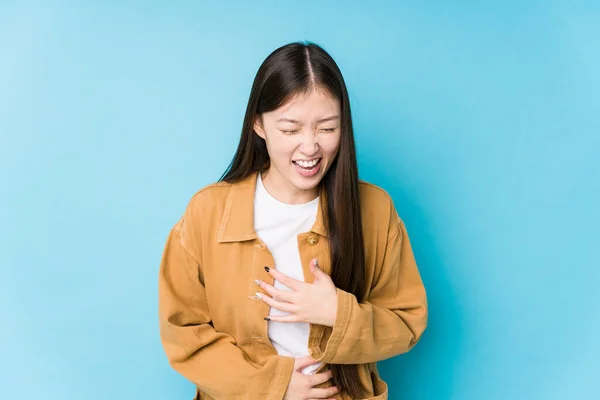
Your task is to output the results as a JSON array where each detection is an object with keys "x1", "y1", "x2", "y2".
[
  {"x1": 256, "y1": 259, "x2": 338, "y2": 327},
  {"x1": 283, "y1": 356, "x2": 339, "y2": 400}
]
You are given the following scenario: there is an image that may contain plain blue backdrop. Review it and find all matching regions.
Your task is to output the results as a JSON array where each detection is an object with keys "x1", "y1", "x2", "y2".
[{"x1": 1, "y1": 1, "x2": 599, "y2": 399}]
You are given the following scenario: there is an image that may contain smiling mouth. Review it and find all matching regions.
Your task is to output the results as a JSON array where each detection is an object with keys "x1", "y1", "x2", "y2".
[{"x1": 292, "y1": 158, "x2": 322, "y2": 171}]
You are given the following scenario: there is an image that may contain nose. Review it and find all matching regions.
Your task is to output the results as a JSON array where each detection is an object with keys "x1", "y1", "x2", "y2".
[{"x1": 298, "y1": 131, "x2": 319, "y2": 156}]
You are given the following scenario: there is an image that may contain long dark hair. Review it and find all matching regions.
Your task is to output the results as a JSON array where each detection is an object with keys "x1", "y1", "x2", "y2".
[{"x1": 220, "y1": 41, "x2": 367, "y2": 398}]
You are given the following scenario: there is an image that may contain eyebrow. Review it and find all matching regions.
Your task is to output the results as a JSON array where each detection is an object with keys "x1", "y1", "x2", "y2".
[{"x1": 276, "y1": 115, "x2": 340, "y2": 124}]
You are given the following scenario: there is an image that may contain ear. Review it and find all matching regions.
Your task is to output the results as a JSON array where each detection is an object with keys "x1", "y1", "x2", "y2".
[{"x1": 253, "y1": 117, "x2": 266, "y2": 140}]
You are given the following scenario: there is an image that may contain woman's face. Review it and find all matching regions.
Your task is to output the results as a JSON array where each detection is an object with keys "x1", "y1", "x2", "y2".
[{"x1": 253, "y1": 88, "x2": 341, "y2": 203}]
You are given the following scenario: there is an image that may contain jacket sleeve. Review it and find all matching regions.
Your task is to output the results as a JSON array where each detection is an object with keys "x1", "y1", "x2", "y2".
[
  {"x1": 158, "y1": 216, "x2": 295, "y2": 399},
  {"x1": 308, "y1": 217, "x2": 428, "y2": 364}
]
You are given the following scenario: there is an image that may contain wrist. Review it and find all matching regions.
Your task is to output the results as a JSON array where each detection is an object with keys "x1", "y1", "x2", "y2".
[{"x1": 325, "y1": 291, "x2": 338, "y2": 327}]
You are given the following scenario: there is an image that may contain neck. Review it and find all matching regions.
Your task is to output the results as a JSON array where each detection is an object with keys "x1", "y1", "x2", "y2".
[{"x1": 260, "y1": 168, "x2": 319, "y2": 205}]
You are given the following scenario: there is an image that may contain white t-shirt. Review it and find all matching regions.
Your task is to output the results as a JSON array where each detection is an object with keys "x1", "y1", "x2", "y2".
[{"x1": 253, "y1": 172, "x2": 323, "y2": 375}]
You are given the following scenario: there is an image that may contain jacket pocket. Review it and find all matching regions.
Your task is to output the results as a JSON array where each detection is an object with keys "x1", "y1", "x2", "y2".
[{"x1": 356, "y1": 371, "x2": 388, "y2": 400}]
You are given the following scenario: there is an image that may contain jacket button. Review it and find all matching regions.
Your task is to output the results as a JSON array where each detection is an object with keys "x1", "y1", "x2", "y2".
[{"x1": 306, "y1": 235, "x2": 318, "y2": 246}]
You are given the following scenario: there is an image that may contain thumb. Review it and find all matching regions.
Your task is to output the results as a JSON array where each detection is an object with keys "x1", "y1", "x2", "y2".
[
  {"x1": 294, "y1": 355, "x2": 317, "y2": 371},
  {"x1": 310, "y1": 258, "x2": 323, "y2": 279}
]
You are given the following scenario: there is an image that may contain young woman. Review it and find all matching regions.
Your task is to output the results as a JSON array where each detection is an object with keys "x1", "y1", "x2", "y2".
[{"x1": 158, "y1": 41, "x2": 428, "y2": 400}]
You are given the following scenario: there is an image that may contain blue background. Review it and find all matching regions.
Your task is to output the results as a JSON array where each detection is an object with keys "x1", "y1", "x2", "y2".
[{"x1": 1, "y1": 1, "x2": 599, "y2": 399}]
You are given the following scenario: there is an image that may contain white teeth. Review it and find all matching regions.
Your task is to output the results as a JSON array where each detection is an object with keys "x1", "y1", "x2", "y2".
[{"x1": 296, "y1": 159, "x2": 320, "y2": 168}]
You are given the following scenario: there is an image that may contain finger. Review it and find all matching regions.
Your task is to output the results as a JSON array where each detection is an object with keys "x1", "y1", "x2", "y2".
[
  {"x1": 258, "y1": 293, "x2": 296, "y2": 313},
  {"x1": 267, "y1": 313, "x2": 301, "y2": 323},
  {"x1": 307, "y1": 369, "x2": 333, "y2": 386},
  {"x1": 308, "y1": 386, "x2": 339, "y2": 399},
  {"x1": 310, "y1": 258, "x2": 323, "y2": 279},
  {"x1": 265, "y1": 266, "x2": 303, "y2": 291},
  {"x1": 294, "y1": 355, "x2": 317, "y2": 371},
  {"x1": 256, "y1": 280, "x2": 294, "y2": 302}
]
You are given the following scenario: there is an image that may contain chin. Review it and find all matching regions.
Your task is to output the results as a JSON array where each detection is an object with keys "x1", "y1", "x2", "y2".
[{"x1": 290, "y1": 174, "x2": 322, "y2": 191}]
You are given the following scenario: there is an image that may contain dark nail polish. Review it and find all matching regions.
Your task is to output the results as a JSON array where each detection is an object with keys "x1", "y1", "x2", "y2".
[
  {"x1": 264, "y1": 266, "x2": 270, "y2": 272},
  {"x1": 264, "y1": 316, "x2": 270, "y2": 321}
]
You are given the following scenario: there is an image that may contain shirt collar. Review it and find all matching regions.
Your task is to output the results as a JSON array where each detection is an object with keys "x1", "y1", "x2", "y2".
[{"x1": 217, "y1": 171, "x2": 328, "y2": 243}]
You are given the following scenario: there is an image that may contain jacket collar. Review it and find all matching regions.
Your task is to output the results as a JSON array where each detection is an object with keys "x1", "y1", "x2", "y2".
[{"x1": 217, "y1": 171, "x2": 328, "y2": 243}]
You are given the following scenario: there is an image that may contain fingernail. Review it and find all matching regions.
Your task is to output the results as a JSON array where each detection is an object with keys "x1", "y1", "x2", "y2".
[
  {"x1": 254, "y1": 279, "x2": 260, "y2": 286},
  {"x1": 314, "y1": 259, "x2": 319, "y2": 268},
  {"x1": 264, "y1": 266, "x2": 270, "y2": 272},
  {"x1": 255, "y1": 292, "x2": 262, "y2": 300},
  {"x1": 264, "y1": 316, "x2": 270, "y2": 321}
]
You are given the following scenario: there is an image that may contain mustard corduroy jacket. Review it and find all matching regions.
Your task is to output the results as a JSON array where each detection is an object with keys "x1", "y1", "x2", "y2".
[{"x1": 158, "y1": 172, "x2": 428, "y2": 399}]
